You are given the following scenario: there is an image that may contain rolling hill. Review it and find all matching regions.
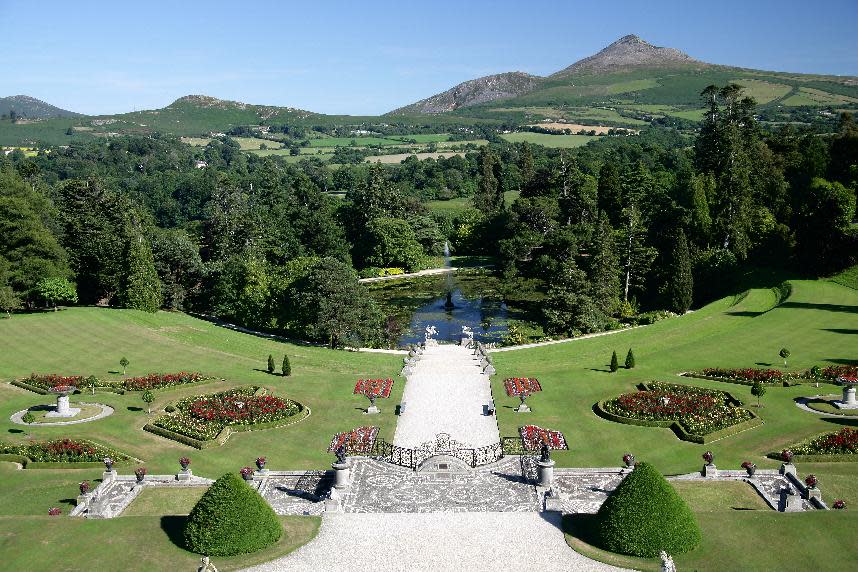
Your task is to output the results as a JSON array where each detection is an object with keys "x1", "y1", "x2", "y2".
[{"x1": 0, "y1": 95, "x2": 81, "y2": 119}]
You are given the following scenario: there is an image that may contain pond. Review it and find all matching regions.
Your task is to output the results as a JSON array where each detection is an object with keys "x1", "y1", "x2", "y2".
[{"x1": 367, "y1": 268, "x2": 545, "y2": 347}]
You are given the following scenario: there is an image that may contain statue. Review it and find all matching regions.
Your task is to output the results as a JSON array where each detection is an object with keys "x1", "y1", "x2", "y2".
[
  {"x1": 659, "y1": 551, "x2": 676, "y2": 572},
  {"x1": 335, "y1": 444, "x2": 347, "y2": 465},
  {"x1": 540, "y1": 442, "x2": 551, "y2": 463},
  {"x1": 424, "y1": 324, "x2": 438, "y2": 341},
  {"x1": 198, "y1": 556, "x2": 219, "y2": 572}
]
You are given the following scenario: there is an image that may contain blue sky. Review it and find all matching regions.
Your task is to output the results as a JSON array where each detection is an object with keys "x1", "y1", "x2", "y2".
[{"x1": 1, "y1": 0, "x2": 856, "y2": 115}]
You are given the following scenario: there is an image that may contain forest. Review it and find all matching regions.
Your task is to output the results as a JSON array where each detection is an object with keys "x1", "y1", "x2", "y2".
[{"x1": 1, "y1": 85, "x2": 856, "y2": 347}]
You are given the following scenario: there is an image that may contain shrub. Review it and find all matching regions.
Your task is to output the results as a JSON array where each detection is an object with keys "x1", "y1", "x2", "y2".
[
  {"x1": 625, "y1": 348, "x2": 635, "y2": 369},
  {"x1": 184, "y1": 472, "x2": 282, "y2": 556},
  {"x1": 282, "y1": 354, "x2": 291, "y2": 377},
  {"x1": 267, "y1": 354, "x2": 275, "y2": 374},
  {"x1": 21, "y1": 411, "x2": 35, "y2": 424},
  {"x1": 610, "y1": 351, "x2": 619, "y2": 373},
  {"x1": 596, "y1": 462, "x2": 701, "y2": 557}
]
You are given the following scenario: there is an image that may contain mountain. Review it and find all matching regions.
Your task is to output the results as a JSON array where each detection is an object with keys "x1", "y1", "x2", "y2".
[
  {"x1": 0, "y1": 95, "x2": 81, "y2": 119},
  {"x1": 391, "y1": 72, "x2": 543, "y2": 114},
  {"x1": 551, "y1": 34, "x2": 703, "y2": 76}
]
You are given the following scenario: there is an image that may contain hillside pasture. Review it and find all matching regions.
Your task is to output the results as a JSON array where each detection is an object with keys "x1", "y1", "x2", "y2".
[{"x1": 500, "y1": 132, "x2": 600, "y2": 148}]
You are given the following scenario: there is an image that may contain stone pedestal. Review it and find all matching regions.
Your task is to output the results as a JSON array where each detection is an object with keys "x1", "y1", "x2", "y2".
[
  {"x1": 177, "y1": 468, "x2": 193, "y2": 481},
  {"x1": 780, "y1": 462, "x2": 796, "y2": 477},
  {"x1": 515, "y1": 403, "x2": 531, "y2": 413},
  {"x1": 702, "y1": 463, "x2": 718, "y2": 478},
  {"x1": 324, "y1": 487, "x2": 342, "y2": 513},
  {"x1": 365, "y1": 405, "x2": 380, "y2": 415},
  {"x1": 102, "y1": 469, "x2": 118, "y2": 483},
  {"x1": 76, "y1": 492, "x2": 92, "y2": 506},
  {"x1": 836, "y1": 386, "x2": 858, "y2": 409},
  {"x1": 537, "y1": 459, "x2": 555, "y2": 488},
  {"x1": 784, "y1": 490, "x2": 803, "y2": 512},
  {"x1": 332, "y1": 461, "x2": 351, "y2": 489},
  {"x1": 807, "y1": 487, "x2": 822, "y2": 501},
  {"x1": 45, "y1": 394, "x2": 81, "y2": 418}
]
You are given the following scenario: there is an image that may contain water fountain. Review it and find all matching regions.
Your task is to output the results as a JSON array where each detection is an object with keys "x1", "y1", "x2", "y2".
[
  {"x1": 46, "y1": 384, "x2": 81, "y2": 418},
  {"x1": 442, "y1": 241, "x2": 455, "y2": 311}
]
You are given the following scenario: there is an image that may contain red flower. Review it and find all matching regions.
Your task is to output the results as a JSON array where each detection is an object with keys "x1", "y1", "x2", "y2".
[
  {"x1": 48, "y1": 507, "x2": 61, "y2": 516},
  {"x1": 353, "y1": 379, "x2": 394, "y2": 399}
]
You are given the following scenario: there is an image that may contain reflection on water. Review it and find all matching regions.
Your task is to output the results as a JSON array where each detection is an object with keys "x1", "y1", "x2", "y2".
[{"x1": 399, "y1": 287, "x2": 509, "y2": 346}]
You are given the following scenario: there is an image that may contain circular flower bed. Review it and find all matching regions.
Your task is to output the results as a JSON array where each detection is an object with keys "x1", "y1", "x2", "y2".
[{"x1": 601, "y1": 382, "x2": 754, "y2": 437}]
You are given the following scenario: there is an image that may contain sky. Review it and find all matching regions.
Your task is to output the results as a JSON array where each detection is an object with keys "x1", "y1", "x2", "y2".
[{"x1": 1, "y1": 0, "x2": 857, "y2": 116}]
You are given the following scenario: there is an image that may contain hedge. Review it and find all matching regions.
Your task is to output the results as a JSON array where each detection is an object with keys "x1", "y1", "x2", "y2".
[
  {"x1": 184, "y1": 472, "x2": 282, "y2": 556},
  {"x1": 680, "y1": 373, "x2": 802, "y2": 387},
  {"x1": 597, "y1": 462, "x2": 701, "y2": 557}
]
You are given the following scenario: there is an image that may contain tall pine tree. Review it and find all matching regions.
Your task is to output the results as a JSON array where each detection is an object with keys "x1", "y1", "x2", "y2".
[
  {"x1": 121, "y1": 231, "x2": 162, "y2": 313},
  {"x1": 665, "y1": 229, "x2": 693, "y2": 314},
  {"x1": 587, "y1": 213, "x2": 621, "y2": 317}
]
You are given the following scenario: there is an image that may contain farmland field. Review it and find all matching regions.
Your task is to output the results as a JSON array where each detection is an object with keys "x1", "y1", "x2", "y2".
[{"x1": 500, "y1": 132, "x2": 600, "y2": 147}]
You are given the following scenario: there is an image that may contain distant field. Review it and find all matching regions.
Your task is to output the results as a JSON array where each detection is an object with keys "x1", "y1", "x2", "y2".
[
  {"x1": 308, "y1": 136, "x2": 397, "y2": 147},
  {"x1": 364, "y1": 151, "x2": 466, "y2": 164},
  {"x1": 527, "y1": 123, "x2": 638, "y2": 134},
  {"x1": 782, "y1": 86, "x2": 858, "y2": 107},
  {"x1": 426, "y1": 190, "x2": 521, "y2": 213},
  {"x1": 500, "y1": 132, "x2": 599, "y2": 148},
  {"x1": 729, "y1": 79, "x2": 792, "y2": 105},
  {"x1": 386, "y1": 133, "x2": 452, "y2": 143}
]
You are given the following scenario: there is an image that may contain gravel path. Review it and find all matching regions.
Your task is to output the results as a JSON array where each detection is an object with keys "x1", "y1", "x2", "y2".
[
  {"x1": 243, "y1": 512, "x2": 627, "y2": 572},
  {"x1": 9, "y1": 402, "x2": 114, "y2": 426},
  {"x1": 393, "y1": 344, "x2": 498, "y2": 449}
]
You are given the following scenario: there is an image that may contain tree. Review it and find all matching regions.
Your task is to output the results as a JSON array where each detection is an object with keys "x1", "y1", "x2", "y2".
[
  {"x1": 625, "y1": 348, "x2": 635, "y2": 369},
  {"x1": 120, "y1": 357, "x2": 129, "y2": 375},
  {"x1": 120, "y1": 232, "x2": 162, "y2": 313},
  {"x1": 779, "y1": 347, "x2": 791, "y2": 367},
  {"x1": 364, "y1": 217, "x2": 425, "y2": 271},
  {"x1": 0, "y1": 285, "x2": 22, "y2": 318},
  {"x1": 610, "y1": 351, "x2": 619, "y2": 372},
  {"x1": 282, "y1": 354, "x2": 291, "y2": 377},
  {"x1": 141, "y1": 390, "x2": 154, "y2": 414},
  {"x1": 587, "y1": 214, "x2": 621, "y2": 317},
  {"x1": 84, "y1": 375, "x2": 98, "y2": 395},
  {"x1": 543, "y1": 258, "x2": 605, "y2": 335},
  {"x1": 473, "y1": 146, "x2": 504, "y2": 215},
  {"x1": 791, "y1": 178, "x2": 856, "y2": 272},
  {"x1": 619, "y1": 204, "x2": 656, "y2": 302},
  {"x1": 751, "y1": 380, "x2": 767, "y2": 408},
  {"x1": 267, "y1": 354, "x2": 275, "y2": 374},
  {"x1": 36, "y1": 277, "x2": 77, "y2": 311},
  {"x1": 150, "y1": 228, "x2": 204, "y2": 311},
  {"x1": 184, "y1": 472, "x2": 281, "y2": 556},
  {"x1": 665, "y1": 229, "x2": 693, "y2": 314}
]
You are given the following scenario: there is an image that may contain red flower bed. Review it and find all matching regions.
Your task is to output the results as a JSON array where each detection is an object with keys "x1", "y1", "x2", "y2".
[
  {"x1": 700, "y1": 368, "x2": 787, "y2": 383},
  {"x1": 519, "y1": 425, "x2": 568, "y2": 451},
  {"x1": 187, "y1": 394, "x2": 294, "y2": 424},
  {"x1": 817, "y1": 365, "x2": 858, "y2": 381},
  {"x1": 24, "y1": 373, "x2": 83, "y2": 389},
  {"x1": 353, "y1": 379, "x2": 394, "y2": 399},
  {"x1": 328, "y1": 426, "x2": 379, "y2": 454},
  {"x1": 794, "y1": 427, "x2": 858, "y2": 455},
  {"x1": 504, "y1": 377, "x2": 542, "y2": 397},
  {"x1": 122, "y1": 372, "x2": 204, "y2": 391}
]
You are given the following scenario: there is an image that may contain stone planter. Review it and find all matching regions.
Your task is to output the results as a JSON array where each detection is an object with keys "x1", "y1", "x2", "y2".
[{"x1": 332, "y1": 461, "x2": 351, "y2": 489}]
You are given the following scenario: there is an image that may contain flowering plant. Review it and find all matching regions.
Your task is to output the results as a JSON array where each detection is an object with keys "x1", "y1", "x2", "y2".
[
  {"x1": 353, "y1": 378, "x2": 394, "y2": 399},
  {"x1": 49, "y1": 384, "x2": 76, "y2": 393},
  {"x1": 23, "y1": 373, "x2": 83, "y2": 390},
  {"x1": 781, "y1": 449, "x2": 794, "y2": 462},
  {"x1": 79, "y1": 481, "x2": 90, "y2": 494},
  {"x1": 703, "y1": 451, "x2": 714, "y2": 464},
  {"x1": 121, "y1": 371, "x2": 205, "y2": 391},
  {"x1": 833, "y1": 499, "x2": 846, "y2": 510},
  {"x1": 135, "y1": 467, "x2": 147, "y2": 478},
  {"x1": 0, "y1": 439, "x2": 129, "y2": 464},
  {"x1": 48, "y1": 507, "x2": 62, "y2": 516},
  {"x1": 240, "y1": 466, "x2": 254, "y2": 479},
  {"x1": 805, "y1": 474, "x2": 818, "y2": 488},
  {"x1": 519, "y1": 425, "x2": 568, "y2": 451},
  {"x1": 622, "y1": 453, "x2": 635, "y2": 467},
  {"x1": 328, "y1": 426, "x2": 379, "y2": 454},
  {"x1": 740, "y1": 461, "x2": 756, "y2": 470},
  {"x1": 504, "y1": 377, "x2": 542, "y2": 397},
  {"x1": 698, "y1": 368, "x2": 794, "y2": 383},
  {"x1": 812, "y1": 365, "x2": 858, "y2": 382},
  {"x1": 179, "y1": 456, "x2": 191, "y2": 468},
  {"x1": 256, "y1": 456, "x2": 266, "y2": 469},
  {"x1": 793, "y1": 428, "x2": 858, "y2": 455}
]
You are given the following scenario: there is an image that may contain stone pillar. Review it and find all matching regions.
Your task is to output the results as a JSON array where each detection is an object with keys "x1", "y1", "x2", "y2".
[
  {"x1": 807, "y1": 487, "x2": 822, "y2": 501},
  {"x1": 702, "y1": 464, "x2": 718, "y2": 478},
  {"x1": 783, "y1": 489, "x2": 803, "y2": 512},
  {"x1": 843, "y1": 386, "x2": 857, "y2": 407},
  {"x1": 56, "y1": 394, "x2": 71, "y2": 416},
  {"x1": 537, "y1": 459, "x2": 555, "y2": 488},
  {"x1": 332, "y1": 461, "x2": 351, "y2": 489},
  {"x1": 177, "y1": 468, "x2": 193, "y2": 481},
  {"x1": 780, "y1": 463, "x2": 796, "y2": 477},
  {"x1": 76, "y1": 492, "x2": 92, "y2": 507},
  {"x1": 102, "y1": 469, "x2": 118, "y2": 483}
]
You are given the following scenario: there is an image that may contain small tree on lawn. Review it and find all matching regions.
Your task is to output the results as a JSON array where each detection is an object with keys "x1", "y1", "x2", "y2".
[
  {"x1": 142, "y1": 390, "x2": 154, "y2": 414},
  {"x1": 282, "y1": 354, "x2": 291, "y2": 377},
  {"x1": 779, "y1": 348, "x2": 791, "y2": 367},
  {"x1": 625, "y1": 348, "x2": 635, "y2": 369},
  {"x1": 810, "y1": 365, "x2": 821, "y2": 388},
  {"x1": 120, "y1": 357, "x2": 129, "y2": 375},
  {"x1": 751, "y1": 381, "x2": 766, "y2": 408},
  {"x1": 610, "y1": 351, "x2": 619, "y2": 373},
  {"x1": 267, "y1": 354, "x2": 275, "y2": 374},
  {"x1": 37, "y1": 277, "x2": 78, "y2": 311},
  {"x1": 84, "y1": 375, "x2": 98, "y2": 395}
]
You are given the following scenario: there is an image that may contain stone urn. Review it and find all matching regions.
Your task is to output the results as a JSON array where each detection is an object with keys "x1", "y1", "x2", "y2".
[
  {"x1": 135, "y1": 467, "x2": 147, "y2": 483},
  {"x1": 622, "y1": 453, "x2": 635, "y2": 468},
  {"x1": 240, "y1": 466, "x2": 254, "y2": 481},
  {"x1": 179, "y1": 457, "x2": 191, "y2": 471},
  {"x1": 46, "y1": 384, "x2": 81, "y2": 418},
  {"x1": 741, "y1": 461, "x2": 756, "y2": 477},
  {"x1": 103, "y1": 457, "x2": 114, "y2": 472},
  {"x1": 255, "y1": 457, "x2": 266, "y2": 471}
]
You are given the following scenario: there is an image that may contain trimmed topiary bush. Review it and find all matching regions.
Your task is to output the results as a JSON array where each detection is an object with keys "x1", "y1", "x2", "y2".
[
  {"x1": 596, "y1": 461, "x2": 701, "y2": 557},
  {"x1": 610, "y1": 351, "x2": 619, "y2": 372},
  {"x1": 184, "y1": 472, "x2": 281, "y2": 556}
]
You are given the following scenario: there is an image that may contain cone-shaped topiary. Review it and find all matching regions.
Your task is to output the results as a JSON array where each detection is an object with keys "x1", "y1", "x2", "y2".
[
  {"x1": 596, "y1": 462, "x2": 701, "y2": 557},
  {"x1": 184, "y1": 472, "x2": 282, "y2": 556},
  {"x1": 625, "y1": 348, "x2": 635, "y2": 369},
  {"x1": 282, "y1": 354, "x2": 291, "y2": 377},
  {"x1": 610, "y1": 351, "x2": 619, "y2": 372}
]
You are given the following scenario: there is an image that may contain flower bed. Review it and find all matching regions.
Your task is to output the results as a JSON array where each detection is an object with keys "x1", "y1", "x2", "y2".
[
  {"x1": 519, "y1": 425, "x2": 568, "y2": 451},
  {"x1": 0, "y1": 438, "x2": 131, "y2": 465},
  {"x1": 815, "y1": 365, "x2": 858, "y2": 382},
  {"x1": 687, "y1": 368, "x2": 798, "y2": 385},
  {"x1": 793, "y1": 428, "x2": 858, "y2": 456},
  {"x1": 328, "y1": 426, "x2": 379, "y2": 454},
  {"x1": 353, "y1": 378, "x2": 394, "y2": 399},
  {"x1": 147, "y1": 387, "x2": 302, "y2": 447},
  {"x1": 18, "y1": 373, "x2": 84, "y2": 392},
  {"x1": 12, "y1": 371, "x2": 208, "y2": 393},
  {"x1": 504, "y1": 377, "x2": 542, "y2": 397},
  {"x1": 120, "y1": 372, "x2": 206, "y2": 391},
  {"x1": 599, "y1": 382, "x2": 755, "y2": 440}
]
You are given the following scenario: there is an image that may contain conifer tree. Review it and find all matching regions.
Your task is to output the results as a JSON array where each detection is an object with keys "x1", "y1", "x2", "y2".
[
  {"x1": 666, "y1": 229, "x2": 693, "y2": 314},
  {"x1": 267, "y1": 354, "x2": 275, "y2": 374},
  {"x1": 587, "y1": 213, "x2": 621, "y2": 317},
  {"x1": 121, "y1": 234, "x2": 162, "y2": 312},
  {"x1": 625, "y1": 348, "x2": 635, "y2": 369},
  {"x1": 282, "y1": 354, "x2": 291, "y2": 377},
  {"x1": 473, "y1": 146, "x2": 503, "y2": 215},
  {"x1": 610, "y1": 351, "x2": 619, "y2": 372}
]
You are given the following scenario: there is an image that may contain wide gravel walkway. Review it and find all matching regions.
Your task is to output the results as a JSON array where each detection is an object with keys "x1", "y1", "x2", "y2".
[
  {"x1": 393, "y1": 343, "x2": 498, "y2": 449},
  {"x1": 243, "y1": 512, "x2": 627, "y2": 572}
]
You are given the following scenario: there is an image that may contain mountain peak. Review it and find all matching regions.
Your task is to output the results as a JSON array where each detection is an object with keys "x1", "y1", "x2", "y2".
[
  {"x1": 0, "y1": 95, "x2": 81, "y2": 118},
  {"x1": 553, "y1": 34, "x2": 703, "y2": 76},
  {"x1": 390, "y1": 71, "x2": 543, "y2": 114}
]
